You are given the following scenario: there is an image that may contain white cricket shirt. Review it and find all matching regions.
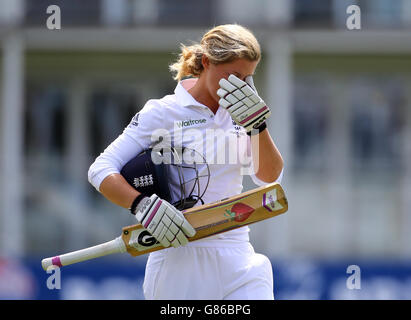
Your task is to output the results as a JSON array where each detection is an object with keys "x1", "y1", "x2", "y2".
[{"x1": 88, "y1": 78, "x2": 282, "y2": 245}]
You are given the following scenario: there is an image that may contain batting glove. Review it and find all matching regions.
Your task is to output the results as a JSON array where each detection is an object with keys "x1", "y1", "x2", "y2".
[
  {"x1": 217, "y1": 74, "x2": 271, "y2": 134},
  {"x1": 130, "y1": 194, "x2": 196, "y2": 248}
]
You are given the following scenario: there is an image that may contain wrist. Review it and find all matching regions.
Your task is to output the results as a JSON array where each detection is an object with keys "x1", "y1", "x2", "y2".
[
  {"x1": 129, "y1": 193, "x2": 148, "y2": 215},
  {"x1": 247, "y1": 121, "x2": 267, "y2": 136}
]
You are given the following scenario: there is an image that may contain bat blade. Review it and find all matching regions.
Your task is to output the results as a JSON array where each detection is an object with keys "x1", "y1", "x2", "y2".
[{"x1": 123, "y1": 182, "x2": 288, "y2": 256}]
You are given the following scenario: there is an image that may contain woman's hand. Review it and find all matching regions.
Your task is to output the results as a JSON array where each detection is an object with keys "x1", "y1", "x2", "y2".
[
  {"x1": 217, "y1": 74, "x2": 271, "y2": 133},
  {"x1": 132, "y1": 194, "x2": 197, "y2": 248}
]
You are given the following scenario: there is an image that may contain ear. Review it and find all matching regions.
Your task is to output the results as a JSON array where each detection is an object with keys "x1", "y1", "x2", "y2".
[{"x1": 201, "y1": 54, "x2": 210, "y2": 69}]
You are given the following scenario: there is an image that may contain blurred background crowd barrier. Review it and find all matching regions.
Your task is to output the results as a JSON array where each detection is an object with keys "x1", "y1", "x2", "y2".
[{"x1": 1, "y1": 0, "x2": 411, "y2": 299}]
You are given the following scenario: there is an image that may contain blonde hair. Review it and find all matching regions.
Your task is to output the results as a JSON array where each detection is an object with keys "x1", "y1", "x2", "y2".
[{"x1": 169, "y1": 24, "x2": 261, "y2": 81}]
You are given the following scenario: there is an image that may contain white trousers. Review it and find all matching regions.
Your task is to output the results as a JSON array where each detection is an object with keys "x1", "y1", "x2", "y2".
[{"x1": 143, "y1": 242, "x2": 274, "y2": 300}]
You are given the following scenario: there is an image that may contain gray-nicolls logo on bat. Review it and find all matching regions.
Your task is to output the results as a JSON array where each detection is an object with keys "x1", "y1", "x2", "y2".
[{"x1": 138, "y1": 230, "x2": 159, "y2": 247}]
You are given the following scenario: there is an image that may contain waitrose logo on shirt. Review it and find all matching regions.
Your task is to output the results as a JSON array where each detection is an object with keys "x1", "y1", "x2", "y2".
[{"x1": 175, "y1": 118, "x2": 207, "y2": 128}]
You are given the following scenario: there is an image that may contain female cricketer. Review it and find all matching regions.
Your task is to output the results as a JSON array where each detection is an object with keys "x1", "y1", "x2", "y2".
[{"x1": 88, "y1": 24, "x2": 284, "y2": 300}]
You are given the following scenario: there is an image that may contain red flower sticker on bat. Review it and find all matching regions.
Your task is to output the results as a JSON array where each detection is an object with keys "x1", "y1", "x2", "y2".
[{"x1": 230, "y1": 203, "x2": 255, "y2": 222}]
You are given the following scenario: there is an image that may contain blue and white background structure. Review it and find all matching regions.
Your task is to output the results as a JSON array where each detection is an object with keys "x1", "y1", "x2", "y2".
[{"x1": 1, "y1": 0, "x2": 411, "y2": 299}]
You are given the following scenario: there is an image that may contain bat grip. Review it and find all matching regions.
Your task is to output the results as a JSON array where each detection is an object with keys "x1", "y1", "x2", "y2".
[{"x1": 41, "y1": 236, "x2": 126, "y2": 271}]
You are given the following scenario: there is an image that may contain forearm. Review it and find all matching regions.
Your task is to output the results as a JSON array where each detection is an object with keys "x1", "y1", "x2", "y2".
[
  {"x1": 99, "y1": 173, "x2": 141, "y2": 209},
  {"x1": 251, "y1": 129, "x2": 283, "y2": 183}
]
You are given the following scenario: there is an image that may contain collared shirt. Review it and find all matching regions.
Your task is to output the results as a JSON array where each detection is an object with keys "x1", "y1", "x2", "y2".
[{"x1": 88, "y1": 78, "x2": 281, "y2": 244}]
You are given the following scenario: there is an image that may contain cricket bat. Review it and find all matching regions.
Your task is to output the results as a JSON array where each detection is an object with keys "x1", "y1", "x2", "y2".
[{"x1": 41, "y1": 182, "x2": 288, "y2": 270}]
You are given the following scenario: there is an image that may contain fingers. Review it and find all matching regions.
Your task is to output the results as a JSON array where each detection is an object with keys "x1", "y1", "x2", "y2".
[
  {"x1": 217, "y1": 74, "x2": 270, "y2": 132},
  {"x1": 172, "y1": 230, "x2": 189, "y2": 248},
  {"x1": 179, "y1": 215, "x2": 196, "y2": 237},
  {"x1": 219, "y1": 98, "x2": 232, "y2": 109},
  {"x1": 135, "y1": 195, "x2": 196, "y2": 249},
  {"x1": 164, "y1": 202, "x2": 196, "y2": 238},
  {"x1": 228, "y1": 74, "x2": 247, "y2": 88},
  {"x1": 245, "y1": 75, "x2": 257, "y2": 93},
  {"x1": 225, "y1": 93, "x2": 239, "y2": 104},
  {"x1": 217, "y1": 88, "x2": 228, "y2": 98},
  {"x1": 219, "y1": 78, "x2": 237, "y2": 92},
  {"x1": 218, "y1": 74, "x2": 258, "y2": 110},
  {"x1": 241, "y1": 85, "x2": 256, "y2": 99}
]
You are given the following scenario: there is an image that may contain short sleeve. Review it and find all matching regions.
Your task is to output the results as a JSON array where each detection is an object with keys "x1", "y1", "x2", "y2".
[{"x1": 88, "y1": 100, "x2": 164, "y2": 191}]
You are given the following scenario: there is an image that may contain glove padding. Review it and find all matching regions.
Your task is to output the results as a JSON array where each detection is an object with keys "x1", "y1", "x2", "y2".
[
  {"x1": 217, "y1": 74, "x2": 271, "y2": 132},
  {"x1": 135, "y1": 194, "x2": 196, "y2": 248}
]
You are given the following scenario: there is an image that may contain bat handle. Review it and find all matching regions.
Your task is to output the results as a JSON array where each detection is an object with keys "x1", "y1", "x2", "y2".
[{"x1": 41, "y1": 236, "x2": 127, "y2": 271}]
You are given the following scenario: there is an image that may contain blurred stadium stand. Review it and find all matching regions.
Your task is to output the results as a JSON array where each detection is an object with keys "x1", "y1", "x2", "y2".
[{"x1": 1, "y1": 0, "x2": 411, "y2": 299}]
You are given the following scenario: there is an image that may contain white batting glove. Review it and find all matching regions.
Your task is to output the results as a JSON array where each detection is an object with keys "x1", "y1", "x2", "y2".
[
  {"x1": 217, "y1": 74, "x2": 271, "y2": 133},
  {"x1": 132, "y1": 194, "x2": 196, "y2": 248}
]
